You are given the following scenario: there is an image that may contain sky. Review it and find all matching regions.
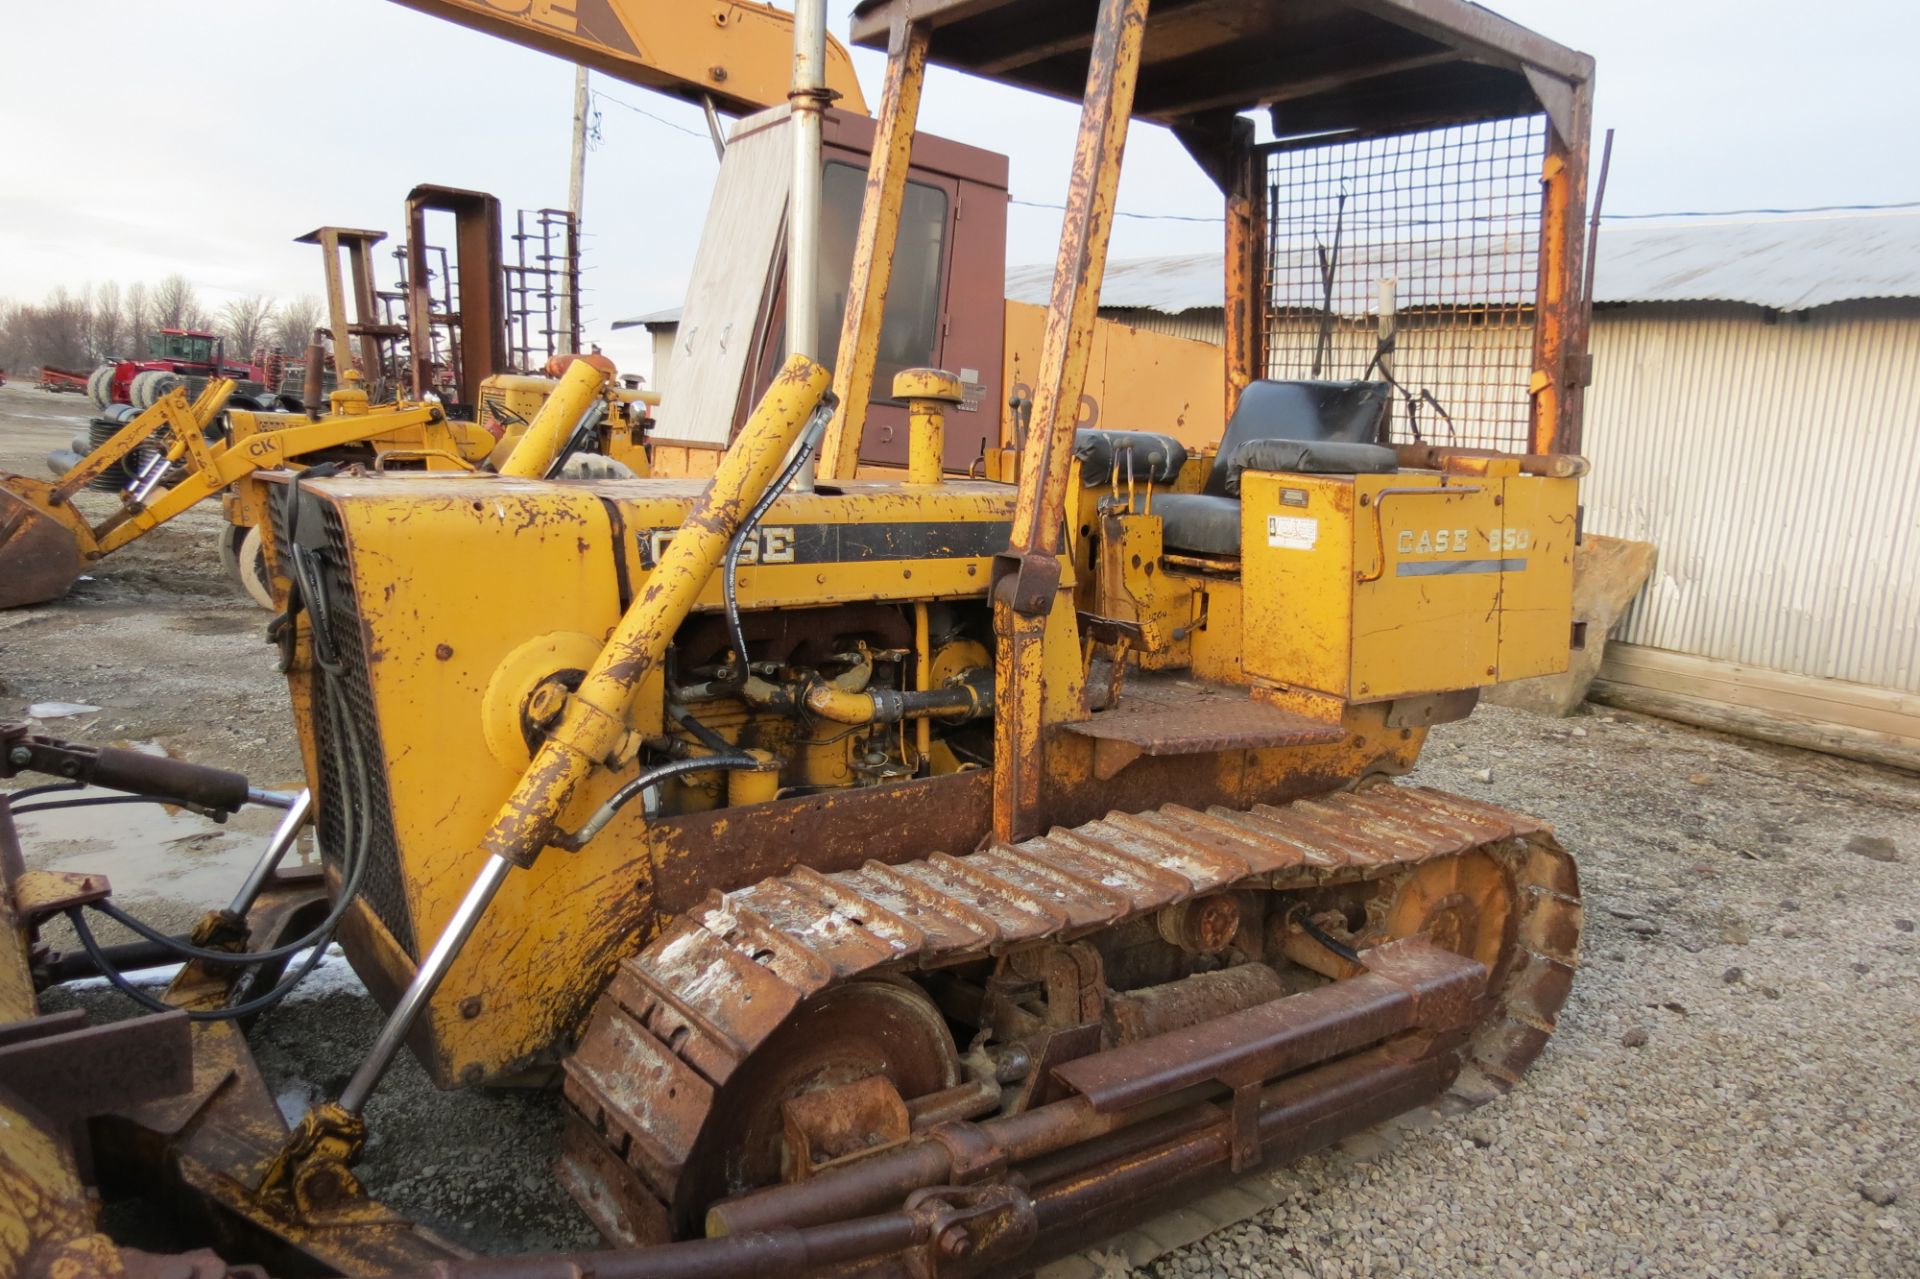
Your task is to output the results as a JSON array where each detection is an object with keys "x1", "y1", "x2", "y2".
[{"x1": 1, "y1": 0, "x2": 1914, "y2": 377}]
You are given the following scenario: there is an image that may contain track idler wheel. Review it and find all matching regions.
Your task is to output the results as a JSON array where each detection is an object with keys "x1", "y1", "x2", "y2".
[{"x1": 677, "y1": 978, "x2": 960, "y2": 1231}]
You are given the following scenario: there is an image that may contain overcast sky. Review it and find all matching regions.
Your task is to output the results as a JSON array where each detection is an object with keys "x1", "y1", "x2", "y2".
[{"x1": 2, "y1": 1, "x2": 1913, "y2": 375}]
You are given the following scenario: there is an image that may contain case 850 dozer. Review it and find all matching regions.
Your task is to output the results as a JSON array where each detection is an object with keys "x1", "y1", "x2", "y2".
[{"x1": 1, "y1": 0, "x2": 1596, "y2": 1274}]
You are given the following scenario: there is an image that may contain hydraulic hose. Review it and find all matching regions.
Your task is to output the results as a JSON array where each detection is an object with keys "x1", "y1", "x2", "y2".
[
  {"x1": 559, "y1": 753, "x2": 760, "y2": 851},
  {"x1": 723, "y1": 407, "x2": 832, "y2": 685}
]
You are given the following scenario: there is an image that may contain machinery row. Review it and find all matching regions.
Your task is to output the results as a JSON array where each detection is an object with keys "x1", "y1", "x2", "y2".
[{"x1": 1, "y1": 0, "x2": 1598, "y2": 1274}]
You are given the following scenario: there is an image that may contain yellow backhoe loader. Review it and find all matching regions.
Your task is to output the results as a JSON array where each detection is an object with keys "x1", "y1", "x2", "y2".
[{"x1": 2, "y1": 0, "x2": 1596, "y2": 1275}]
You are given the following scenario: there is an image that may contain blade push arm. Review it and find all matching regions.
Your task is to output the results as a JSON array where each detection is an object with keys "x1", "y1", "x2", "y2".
[{"x1": 388, "y1": 0, "x2": 869, "y2": 116}]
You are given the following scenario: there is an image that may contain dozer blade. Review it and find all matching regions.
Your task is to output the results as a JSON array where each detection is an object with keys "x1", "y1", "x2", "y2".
[{"x1": 0, "y1": 474, "x2": 89, "y2": 609}]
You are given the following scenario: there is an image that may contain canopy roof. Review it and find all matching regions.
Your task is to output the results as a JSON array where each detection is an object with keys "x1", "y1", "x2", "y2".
[{"x1": 848, "y1": 0, "x2": 1591, "y2": 138}]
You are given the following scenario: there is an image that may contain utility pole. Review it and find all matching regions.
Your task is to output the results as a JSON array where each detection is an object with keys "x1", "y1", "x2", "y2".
[{"x1": 560, "y1": 65, "x2": 590, "y2": 354}]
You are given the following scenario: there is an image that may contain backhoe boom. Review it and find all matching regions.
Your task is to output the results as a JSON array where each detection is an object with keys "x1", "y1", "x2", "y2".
[{"x1": 389, "y1": 0, "x2": 869, "y2": 116}]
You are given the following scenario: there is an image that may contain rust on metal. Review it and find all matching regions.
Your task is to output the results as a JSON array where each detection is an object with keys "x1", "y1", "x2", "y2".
[
  {"x1": 992, "y1": 0, "x2": 1152, "y2": 844},
  {"x1": 404, "y1": 185, "x2": 508, "y2": 410},
  {"x1": 816, "y1": 17, "x2": 934, "y2": 479},
  {"x1": 571, "y1": 783, "x2": 1579, "y2": 1255},
  {"x1": 0, "y1": 480, "x2": 87, "y2": 609},
  {"x1": 0, "y1": 1010, "x2": 193, "y2": 1124},
  {"x1": 1061, "y1": 677, "x2": 1346, "y2": 779},
  {"x1": 1051, "y1": 937, "x2": 1481, "y2": 1112}
]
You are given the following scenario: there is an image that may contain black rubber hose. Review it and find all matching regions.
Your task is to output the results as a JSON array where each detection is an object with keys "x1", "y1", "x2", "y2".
[
  {"x1": 1289, "y1": 904, "x2": 1362, "y2": 964},
  {"x1": 3, "y1": 782, "x2": 85, "y2": 803},
  {"x1": 11, "y1": 795, "x2": 187, "y2": 817},
  {"x1": 721, "y1": 399, "x2": 835, "y2": 687},
  {"x1": 66, "y1": 906, "x2": 334, "y2": 1022},
  {"x1": 73, "y1": 673, "x2": 374, "y2": 969},
  {"x1": 561, "y1": 753, "x2": 760, "y2": 850},
  {"x1": 669, "y1": 705, "x2": 734, "y2": 754}
]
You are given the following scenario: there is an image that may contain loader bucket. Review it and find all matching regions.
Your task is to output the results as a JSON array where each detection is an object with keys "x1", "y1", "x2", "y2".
[{"x1": 0, "y1": 475, "x2": 88, "y2": 608}]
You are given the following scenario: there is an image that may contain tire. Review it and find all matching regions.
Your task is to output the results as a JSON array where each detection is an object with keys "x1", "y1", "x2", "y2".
[
  {"x1": 217, "y1": 522, "x2": 250, "y2": 581},
  {"x1": 146, "y1": 372, "x2": 185, "y2": 406},
  {"x1": 127, "y1": 371, "x2": 153, "y2": 411},
  {"x1": 238, "y1": 524, "x2": 276, "y2": 610},
  {"x1": 556, "y1": 451, "x2": 639, "y2": 481},
  {"x1": 86, "y1": 366, "x2": 114, "y2": 410}
]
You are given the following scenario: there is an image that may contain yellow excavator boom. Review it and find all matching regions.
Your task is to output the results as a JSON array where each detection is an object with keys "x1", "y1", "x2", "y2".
[{"x1": 388, "y1": 0, "x2": 869, "y2": 116}]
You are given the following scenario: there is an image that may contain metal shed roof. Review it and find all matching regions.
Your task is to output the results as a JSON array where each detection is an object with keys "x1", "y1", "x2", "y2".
[{"x1": 1004, "y1": 211, "x2": 1920, "y2": 315}]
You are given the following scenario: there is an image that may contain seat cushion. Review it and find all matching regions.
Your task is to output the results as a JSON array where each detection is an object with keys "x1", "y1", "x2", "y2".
[
  {"x1": 1149, "y1": 492, "x2": 1243, "y2": 556},
  {"x1": 1075, "y1": 429, "x2": 1187, "y2": 486},
  {"x1": 1206, "y1": 380, "x2": 1390, "y2": 494},
  {"x1": 1225, "y1": 439, "x2": 1397, "y2": 495}
]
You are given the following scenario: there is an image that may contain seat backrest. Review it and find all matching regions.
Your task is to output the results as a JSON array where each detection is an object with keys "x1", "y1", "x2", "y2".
[{"x1": 1205, "y1": 380, "x2": 1390, "y2": 495}]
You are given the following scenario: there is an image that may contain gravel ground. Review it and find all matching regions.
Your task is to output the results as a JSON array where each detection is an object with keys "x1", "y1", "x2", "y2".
[
  {"x1": 1139, "y1": 714, "x2": 1920, "y2": 1279},
  {"x1": 6, "y1": 382, "x2": 1917, "y2": 1275}
]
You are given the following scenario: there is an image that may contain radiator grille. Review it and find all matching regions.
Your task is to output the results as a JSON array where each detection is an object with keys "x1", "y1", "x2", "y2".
[
  {"x1": 277, "y1": 489, "x2": 418, "y2": 958},
  {"x1": 1264, "y1": 116, "x2": 1547, "y2": 452}
]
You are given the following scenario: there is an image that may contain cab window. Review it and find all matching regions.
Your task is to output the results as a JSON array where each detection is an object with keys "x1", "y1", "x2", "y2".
[{"x1": 813, "y1": 161, "x2": 948, "y2": 401}]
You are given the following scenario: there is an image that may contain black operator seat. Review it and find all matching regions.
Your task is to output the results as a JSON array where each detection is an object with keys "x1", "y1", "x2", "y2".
[{"x1": 1148, "y1": 380, "x2": 1398, "y2": 556}]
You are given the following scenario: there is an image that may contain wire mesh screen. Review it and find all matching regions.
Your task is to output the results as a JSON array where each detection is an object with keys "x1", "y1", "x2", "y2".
[{"x1": 1264, "y1": 116, "x2": 1547, "y2": 451}]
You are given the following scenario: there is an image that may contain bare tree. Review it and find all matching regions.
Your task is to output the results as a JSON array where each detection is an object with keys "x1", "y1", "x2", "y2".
[
  {"x1": 152, "y1": 273, "x2": 207, "y2": 331},
  {"x1": 220, "y1": 294, "x2": 277, "y2": 356},
  {"x1": 0, "y1": 287, "x2": 97, "y2": 371},
  {"x1": 123, "y1": 282, "x2": 152, "y2": 351},
  {"x1": 271, "y1": 295, "x2": 325, "y2": 354},
  {"x1": 91, "y1": 281, "x2": 124, "y2": 360}
]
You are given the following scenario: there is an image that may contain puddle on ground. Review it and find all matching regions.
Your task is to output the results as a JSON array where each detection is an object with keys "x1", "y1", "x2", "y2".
[{"x1": 12, "y1": 787, "x2": 306, "y2": 910}]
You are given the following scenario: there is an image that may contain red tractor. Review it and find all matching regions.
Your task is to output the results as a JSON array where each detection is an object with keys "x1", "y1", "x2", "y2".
[{"x1": 84, "y1": 329, "x2": 282, "y2": 413}]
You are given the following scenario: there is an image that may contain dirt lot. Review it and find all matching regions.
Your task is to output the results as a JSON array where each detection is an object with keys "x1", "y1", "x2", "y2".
[{"x1": 4, "y1": 380, "x2": 1917, "y2": 1275}]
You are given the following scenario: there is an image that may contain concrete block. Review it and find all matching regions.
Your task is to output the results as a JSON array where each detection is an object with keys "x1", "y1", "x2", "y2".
[{"x1": 1485, "y1": 533, "x2": 1655, "y2": 717}]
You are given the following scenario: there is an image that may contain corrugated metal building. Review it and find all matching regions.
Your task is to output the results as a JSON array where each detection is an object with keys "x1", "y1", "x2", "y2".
[{"x1": 1006, "y1": 213, "x2": 1920, "y2": 763}]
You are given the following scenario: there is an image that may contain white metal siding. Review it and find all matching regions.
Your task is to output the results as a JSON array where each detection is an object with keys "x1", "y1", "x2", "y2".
[{"x1": 1581, "y1": 301, "x2": 1920, "y2": 693}]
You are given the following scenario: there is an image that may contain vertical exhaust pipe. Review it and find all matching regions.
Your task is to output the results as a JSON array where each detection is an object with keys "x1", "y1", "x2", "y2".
[{"x1": 788, "y1": 0, "x2": 830, "y2": 490}]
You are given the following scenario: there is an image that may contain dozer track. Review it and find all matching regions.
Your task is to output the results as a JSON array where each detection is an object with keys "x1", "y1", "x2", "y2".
[{"x1": 560, "y1": 783, "x2": 1582, "y2": 1255}]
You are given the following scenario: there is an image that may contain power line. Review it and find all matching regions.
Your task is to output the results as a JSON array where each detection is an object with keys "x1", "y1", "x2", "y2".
[
  {"x1": 583, "y1": 100, "x2": 1920, "y2": 227},
  {"x1": 591, "y1": 89, "x2": 709, "y2": 141},
  {"x1": 1599, "y1": 199, "x2": 1920, "y2": 220},
  {"x1": 1010, "y1": 196, "x2": 1221, "y2": 223}
]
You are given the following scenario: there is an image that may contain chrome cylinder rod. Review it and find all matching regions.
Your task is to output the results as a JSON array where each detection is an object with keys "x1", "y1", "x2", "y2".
[
  {"x1": 337, "y1": 851, "x2": 514, "y2": 1114},
  {"x1": 225, "y1": 787, "x2": 312, "y2": 918}
]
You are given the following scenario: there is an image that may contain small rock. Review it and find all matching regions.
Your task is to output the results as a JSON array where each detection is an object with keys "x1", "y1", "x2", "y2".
[
  {"x1": 1851, "y1": 961, "x2": 1871, "y2": 975},
  {"x1": 1779, "y1": 899, "x2": 1799, "y2": 912},
  {"x1": 1858, "y1": 1182, "x2": 1899, "y2": 1208},
  {"x1": 1846, "y1": 835, "x2": 1900, "y2": 863},
  {"x1": 1686, "y1": 772, "x2": 1711, "y2": 785},
  {"x1": 1621, "y1": 1027, "x2": 1649, "y2": 1048},
  {"x1": 1780, "y1": 924, "x2": 1800, "y2": 939},
  {"x1": 1722, "y1": 967, "x2": 1744, "y2": 984},
  {"x1": 1472, "y1": 767, "x2": 1494, "y2": 784},
  {"x1": 1758, "y1": 985, "x2": 1781, "y2": 1000},
  {"x1": 1896, "y1": 919, "x2": 1916, "y2": 933},
  {"x1": 1569, "y1": 726, "x2": 1588, "y2": 738},
  {"x1": 1625, "y1": 920, "x2": 1661, "y2": 936}
]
